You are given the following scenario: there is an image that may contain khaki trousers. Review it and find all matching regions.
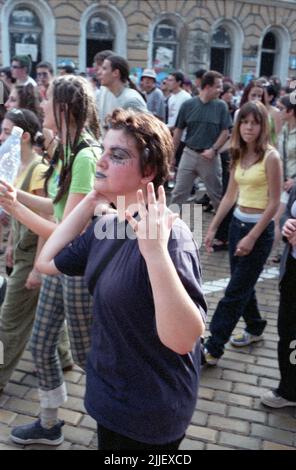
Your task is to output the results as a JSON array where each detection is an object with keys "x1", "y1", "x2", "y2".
[{"x1": 170, "y1": 146, "x2": 222, "y2": 210}]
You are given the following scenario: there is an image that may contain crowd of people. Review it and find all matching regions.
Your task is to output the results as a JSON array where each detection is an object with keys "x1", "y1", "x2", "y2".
[{"x1": 0, "y1": 51, "x2": 295, "y2": 449}]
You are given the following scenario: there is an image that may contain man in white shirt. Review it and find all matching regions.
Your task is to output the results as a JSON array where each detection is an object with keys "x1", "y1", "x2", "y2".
[
  {"x1": 167, "y1": 72, "x2": 191, "y2": 131},
  {"x1": 166, "y1": 72, "x2": 191, "y2": 168},
  {"x1": 100, "y1": 55, "x2": 147, "y2": 115},
  {"x1": 11, "y1": 55, "x2": 37, "y2": 87},
  {"x1": 94, "y1": 50, "x2": 117, "y2": 137}
]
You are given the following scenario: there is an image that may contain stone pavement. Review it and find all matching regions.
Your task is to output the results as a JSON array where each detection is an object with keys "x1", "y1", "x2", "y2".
[{"x1": 0, "y1": 208, "x2": 295, "y2": 451}]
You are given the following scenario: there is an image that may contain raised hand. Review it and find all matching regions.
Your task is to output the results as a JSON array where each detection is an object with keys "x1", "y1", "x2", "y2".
[
  {"x1": 125, "y1": 183, "x2": 179, "y2": 260},
  {"x1": 0, "y1": 180, "x2": 17, "y2": 215}
]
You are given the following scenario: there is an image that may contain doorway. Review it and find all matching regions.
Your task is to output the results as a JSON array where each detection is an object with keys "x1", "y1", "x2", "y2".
[{"x1": 86, "y1": 39, "x2": 113, "y2": 68}]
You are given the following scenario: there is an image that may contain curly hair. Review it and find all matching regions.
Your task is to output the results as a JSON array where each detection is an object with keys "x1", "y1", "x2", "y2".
[
  {"x1": 106, "y1": 109, "x2": 173, "y2": 189},
  {"x1": 43, "y1": 75, "x2": 100, "y2": 202}
]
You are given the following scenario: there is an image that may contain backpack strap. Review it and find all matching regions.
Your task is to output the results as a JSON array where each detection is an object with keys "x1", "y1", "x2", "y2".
[
  {"x1": 74, "y1": 139, "x2": 101, "y2": 157},
  {"x1": 20, "y1": 159, "x2": 45, "y2": 193}
]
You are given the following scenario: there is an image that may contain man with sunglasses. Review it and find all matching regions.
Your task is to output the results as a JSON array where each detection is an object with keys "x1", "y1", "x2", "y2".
[{"x1": 11, "y1": 55, "x2": 37, "y2": 87}]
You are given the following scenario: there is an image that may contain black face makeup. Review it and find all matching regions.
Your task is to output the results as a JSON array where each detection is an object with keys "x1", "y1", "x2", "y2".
[{"x1": 105, "y1": 145, "x2": 136, "y2": 166}]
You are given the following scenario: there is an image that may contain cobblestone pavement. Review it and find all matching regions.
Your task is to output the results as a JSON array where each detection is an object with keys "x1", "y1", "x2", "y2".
[{"x1": 0, "y1": 207, "x2": 295, "y2": 450}]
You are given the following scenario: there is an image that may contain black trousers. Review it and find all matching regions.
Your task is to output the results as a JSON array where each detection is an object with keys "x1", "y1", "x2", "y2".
[
  {"x1": 215, "y1": 151, "x2": 234, "y2": 243},
  {"x1": 97, "y1": 424, "x2": 184, "y2": 450},
  {"x1": 277, "y1": 255, "x2": 296, "y2": 401}
]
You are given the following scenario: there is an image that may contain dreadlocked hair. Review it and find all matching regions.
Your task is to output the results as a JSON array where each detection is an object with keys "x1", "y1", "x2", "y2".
[
  {"x1": 106, "y1": 109, "x2": 172, "y2": 189},
  {"x1": 44, "y1": 75, "x2": 100, "y2": 203}
]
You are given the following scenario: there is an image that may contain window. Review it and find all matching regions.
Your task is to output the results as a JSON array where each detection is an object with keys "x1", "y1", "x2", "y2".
[
  {"x1": 9, "y1": 6, "x2": 42, "y2": 75},
  {"x1": 86, "y1": 14, "x2": 115, "y2": 67},
  {"x1": 260, "y1": 32, "x2": 277, "y2": 77},
  {"x1": 153, "y1": 20, "x2": 178, "y2": 72},
  {"x1": 210, "y1": 26, "x2": 231, "y2": 75}
]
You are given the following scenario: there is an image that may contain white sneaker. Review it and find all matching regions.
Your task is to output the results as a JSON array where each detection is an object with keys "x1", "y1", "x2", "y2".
[
  {"x1": 261, "y1": 390, "x2": 296, "y2": 408},
  {"x1": 203, "y1": 348, "x2": 219, "y2": 366},
  {"x1": 230, "y1": 331, "x2": 264, "y2": 347}
]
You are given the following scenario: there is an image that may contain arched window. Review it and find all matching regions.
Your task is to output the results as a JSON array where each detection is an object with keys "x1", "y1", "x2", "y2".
[
  {"x1": 152, "y1": 19, "x2": 178, "y2": 72},
  {"x1": 210, "y1": 26, "x2": 231, "y2": 75},
  {"x1": 79, "y1": 5, "x2": 127, "y2": 71},
  {"x1": 9, "y1": 6, "x2": 42, "y2": 75},
  {"x1": 86, "y1": 14, "x2": 115, "y2": 68},
  {"x1": 260, "y1": 32, "x2": 277, "y2": 77}
]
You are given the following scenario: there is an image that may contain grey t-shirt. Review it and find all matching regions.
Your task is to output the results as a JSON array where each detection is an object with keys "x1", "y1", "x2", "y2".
[
  {"x1": 145, "y1": 87, "x2": 165, "y2": 121},
  {"x1": 176, "y1": 97, "x2": 231, "y2": 150},
  {"x1": 114, "y1": 87, "x2": 148, "y2": 113}
]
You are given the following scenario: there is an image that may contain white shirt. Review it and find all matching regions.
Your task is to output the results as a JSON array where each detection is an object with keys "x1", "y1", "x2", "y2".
[
  {"x1": 96, "y1": 86, "x2": 117, "y2": 137},
  {"x1": 167, "y1": 90, "x2": 191, "y2": 128},
  {"x1": 114, "y1": 87, "x2": 147, "y2": 113},
  {"x1": 16, "y1": 76, "x2": 37, "y2": 87}
]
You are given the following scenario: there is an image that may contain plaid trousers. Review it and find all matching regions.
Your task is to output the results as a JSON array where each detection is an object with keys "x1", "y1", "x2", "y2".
[{"x1": 30, "y1": 274, "x2": 93, "y2": 394}]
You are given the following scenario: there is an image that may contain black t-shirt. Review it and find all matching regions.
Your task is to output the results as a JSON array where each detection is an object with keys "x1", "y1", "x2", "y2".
[{"x1": 55, "y1": 215, "x2": 207, "y2": 444}]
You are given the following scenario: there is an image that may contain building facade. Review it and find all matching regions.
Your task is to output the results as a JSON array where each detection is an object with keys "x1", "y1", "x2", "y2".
[{"x1": 0, "y1": 0, "x2": 296, "y2": 83}]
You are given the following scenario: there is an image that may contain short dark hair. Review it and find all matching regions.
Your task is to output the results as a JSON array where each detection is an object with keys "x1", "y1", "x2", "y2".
[
  {"x1": 5, "y1": 108, "x2": 42, "y2": 145},
  {"x1": 195, "y1": 68, "x2": 207, "y2": 79},
  {"x1": 0, "y1": 66, "x2": 15, "y2": 82},
  {"x1": 12, "y1": 55, "x2": 31, "y2": 74},
  {"x1": 201, "y1": 71, "x2": 223, "y2": 89},
  {"x1": 265, "y1": 83, "x2": 279, "y2": 100},
  {"x1": 170, "y1": 72, "x2": 185, "y2": 86},
  {"x1": 106, "y1": 55, "x2": 130, "y2": 83},
  {"x1": 220, "y1": 82, "x2": 235, "y2": 97},
  {"x1": 94, "y1": 50, "x2": 114, "y2": 66},
  {"x1": 280, "y1": 94, "x2": 296, "y2": 118},
  {"x1": 60, "y1": 64, "x2": 75, "y2": 74},
  {"x1": 36, "y1": 61, "x2": 54, "y2": 75}
]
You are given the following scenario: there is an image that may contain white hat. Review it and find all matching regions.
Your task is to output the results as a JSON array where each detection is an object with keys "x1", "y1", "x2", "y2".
[{"x1": 141, "y1": 68, "x2": 157, "y2": 80}]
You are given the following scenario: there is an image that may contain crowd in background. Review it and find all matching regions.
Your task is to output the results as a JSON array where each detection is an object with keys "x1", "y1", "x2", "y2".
[{"x1": 0, "y1": 51, "x2": 295, "y2": 449}]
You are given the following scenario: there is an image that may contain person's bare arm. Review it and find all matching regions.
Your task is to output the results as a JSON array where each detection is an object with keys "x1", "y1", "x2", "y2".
[{"x1": 16, "y1": 189, "x2": 53, "y2": 215}]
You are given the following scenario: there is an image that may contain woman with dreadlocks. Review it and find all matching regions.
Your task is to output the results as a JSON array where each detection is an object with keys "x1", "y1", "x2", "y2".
[{"x1": 0, "y1": 75, "x2": 101, "y2": 445}]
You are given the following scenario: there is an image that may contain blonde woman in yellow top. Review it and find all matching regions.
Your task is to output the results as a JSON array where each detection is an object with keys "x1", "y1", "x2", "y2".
[{"x1": 203, "y1": 101, "x2": 282, "y2": 365}]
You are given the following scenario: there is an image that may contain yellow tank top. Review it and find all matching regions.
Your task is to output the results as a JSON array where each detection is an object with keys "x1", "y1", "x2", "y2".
[{"x1": 234, "y1": 146, "x2": 274, "y2": 210}]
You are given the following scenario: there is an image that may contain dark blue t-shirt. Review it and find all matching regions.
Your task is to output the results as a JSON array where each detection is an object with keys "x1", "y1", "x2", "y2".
[{"x1": 55, "y1": 215, "x2": 207, "y2": 445}]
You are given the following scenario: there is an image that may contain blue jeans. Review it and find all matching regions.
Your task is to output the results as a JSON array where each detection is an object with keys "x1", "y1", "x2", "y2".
[{"x1": 205, "y1": 216, "x2": 274, "y2": 358}]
